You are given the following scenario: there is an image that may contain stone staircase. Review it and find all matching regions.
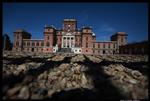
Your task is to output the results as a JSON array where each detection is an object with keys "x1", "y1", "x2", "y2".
[{"x1": 59, "y1": 48, "x2": 72, "y2": 53}]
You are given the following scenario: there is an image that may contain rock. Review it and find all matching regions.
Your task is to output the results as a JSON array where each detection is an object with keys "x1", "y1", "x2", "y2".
[
  {"x1": 7, "y1": 86, "x2": 21, "y2": 97},
  {"x1": 86, "y1": 55, "x2": 102, "y2": 63},
  {"x1": 71, "y1": 55, "x2": 85, "y2": 62},
  {"x1": 60, "y1": 78, "x2": 67, "y2": 88},
  {"x1": 81, "y1": 74, "x2": 87, "y2": 85},
  {"x1": 58, "y1": 64, "x2": 69, "y2": 71},
  {"x1": 114, "y1": 64, "x2": 125, "y2": 72},
  {"x1": 3, "y1": 52, "x2": 148, "y2": 99},
  {"x1": 80, "y1": 65, "x2": 89, "y2": 72},
  {"x1": 48, "y1": 90, "x2": 55, "y2": 97},
  {"x1": 66, "y1": 82, "x2": 72, "y2": 89},
  {"x1": 37, "y1": 88, "x2": 47, "y2": 95},
  {"x1": 128, "y1": 79, "x2": 137, "y2": 84},
  {"x1": 18, "y1": 86, "x2": 30, "y2": 99},
  {"x1": 31, "y1": 94, "x2": 40, "y2": 99},
  {"x1": 51, "y1": 55, "x2": 65, "y2": 61},
  {"x1": 17, "y1": 64, "x2": 26, "y2": 71},
  {"x1": 72, "y1": 81, "x2": 77, "y2": 87},
  {"x1": 131, "y1": 70, "x2": 142, "y2": 79}
]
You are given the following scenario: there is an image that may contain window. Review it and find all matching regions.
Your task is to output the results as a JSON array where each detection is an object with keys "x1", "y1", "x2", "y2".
[
  {"x1": 121, "y1": 38, "x2": 123, "y2": 42},
  {"x1": 93, "y1": 50, "x2": 95, "y2": 53},
  {"x1": 98, "y1": 44, "x2": 100, "y2": 48},
  {"x1": 71, "y1": 37, "x2": 73, "y2": 40},
  {"x1": 86, "y1": 37, "x2": 88, "y2": 41},
  {"x1": 32, "y1": 42, "x2": 35, "y2": 46},
  {"x1": 46, "y1": 42, "x2": 50, "y2": 47},
  {"x1": 16, "y1": 41, "x2": 19, "y2": 46},
  {"x1": 108, "y1": 43, "x2": 110, "y2": 48},
  {"x1": 64, "y1": 37, "x2": 66, "y2": 40},
  {"x1": 103, "y1": 50, "x2": 105, "y2": 54},
  {"x1": 103, "y1": 44, "x2": 105, "y2": 48},
  {"x1": 27, "y1": 42, "x2": 30, "y2": 46},
  {"x1": 36, "y1": 42, "x2": 39, "y2": 46},
  {"x1": 79, "y1": 50, "x2": 81, "y2": 52},
  {"x1": 17, "y1": 35, "x2": 19, "y2": 39},
  {"x1": 93, "y1": 44, "x2": 95, "y2": 48},
  {"x1": 23, "y1": 42, "x2": 26, "y2": 46},
  {"x1": 47, "y1": 36, "x2": 49, "y2": 40},
  {"x1": 86, "y1": 43, "x2": 88, "y2": 48},
  {"x1": 86, "y1": 29, "x2": 88, "y2": 32},
  {"x1": 86, "y1": 50, "x2": 88, "y2": 52},
  {"x1": 67, "y1": 37, "x2": 69, "y2": 40},
  {"x1": 114, "y1": 44, "x2": 115, "y2": 48},
  {"x1": 41, "y1": 42, "x2": 44, "y2": 46}
]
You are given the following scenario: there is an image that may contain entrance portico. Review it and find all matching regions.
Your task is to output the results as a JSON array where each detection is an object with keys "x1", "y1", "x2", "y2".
[{"x1": 61, "y1": 33, "x2": 75, "y2": 48}]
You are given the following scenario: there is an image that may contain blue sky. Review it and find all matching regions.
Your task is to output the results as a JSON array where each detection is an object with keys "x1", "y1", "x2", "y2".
[{"x1": 3, "y1": 3, "x2": 148, "y2": 43}]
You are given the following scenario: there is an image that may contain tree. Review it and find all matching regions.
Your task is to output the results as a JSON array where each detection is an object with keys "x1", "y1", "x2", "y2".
[{"x1": 3, "y1": 34, "x2": 12, "y2": 50}]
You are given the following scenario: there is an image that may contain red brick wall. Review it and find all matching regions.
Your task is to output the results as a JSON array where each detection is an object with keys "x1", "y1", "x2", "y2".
[
  {"x1": 43, "y1": 28, "x2": 54, "y2": 53},
  {"x1": 13, "y1": 30, "x2": 31, "y2": 51},
  {"x1": 75, "y1": 35, "x2": 82, "y2": 47},
  {"x1": 119, "y1": 41, "x2": 148, "y2": 54},
  {"x1": 82, "y1": 32, "x2": 93, "y2": 54},
  {"x1": 56, "y1": 31, "x2": 62, "y2": 48},
  {"x1": 63, "y1": 21, "x2": 76, "y2": 31}
]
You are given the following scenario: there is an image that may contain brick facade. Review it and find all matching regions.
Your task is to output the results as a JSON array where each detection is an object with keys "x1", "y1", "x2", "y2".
[
  {"x1": 119, "y1": 41, "x2": 148, "y2": 55},
  {"x1": 13, "y1": 19, "x2": 128, "y2": 54}
]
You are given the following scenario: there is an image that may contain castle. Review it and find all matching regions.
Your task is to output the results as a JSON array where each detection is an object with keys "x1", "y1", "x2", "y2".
[{"x1": 13, "y1": 19, "x2": 128, "y2": 54}]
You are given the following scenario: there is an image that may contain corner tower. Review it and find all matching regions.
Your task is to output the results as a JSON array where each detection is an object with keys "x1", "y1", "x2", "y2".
[
  {"x1": 43, "y1": 25, "x2": 56, "y2": 53},
  {"x1": 111, "y1": 32, "x2": 128, "y2": 46},
  {"x1": 13, "y1": 29, "x2": 31, "y2": 51}
]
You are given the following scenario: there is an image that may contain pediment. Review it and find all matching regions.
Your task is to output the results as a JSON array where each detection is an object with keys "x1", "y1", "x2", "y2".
[{"x1": 66, "y1": 32, "x2": 72, "y2": 35}]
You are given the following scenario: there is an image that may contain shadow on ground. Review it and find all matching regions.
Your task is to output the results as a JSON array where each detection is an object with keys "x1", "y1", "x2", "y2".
[{"x1": 3, "y1": 54, "x2": 148, "y2": 100}]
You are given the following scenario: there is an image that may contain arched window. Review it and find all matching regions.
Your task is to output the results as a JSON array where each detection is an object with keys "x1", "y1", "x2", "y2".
[
  {"x1": 36, "y1": 42, "x2": 39, "y2": 46},
  {"x1": 41, "y1": 42, "x2": 44, "y2": 46},
  {"x1": 46, "y1": 42, "x2": 50, "y2": 47},
  {"x1": 16, "y1": 41, "x2": 19, "y2": 46},
  {"x1": 27, "y1": 42, "x2": 30, "y2": 46},
  {"x1": 103, "y1": 44, "x2": 105, "y2": 48},
  {"x1": 108, "y1": 43, "x2": 110, "y2": 48},
  {"x1": 98, "y1": 44, "x2": 100, "y2": 48},
  {"x1": 32, "y1": 42, "x2": 35, "y2": 46},
  {"x1": 47, "y1": 36, "x2": 49, "y2": 40},
  {"x1": 86, "y1": 43, "x2": 88, "y2": 48},
  {"x1": 86, "y1": 37, "x2": 88, "y2": 41},
  {"x1": 93, "y1": 44, "x2": 95, "y2": 48},
  {"x1": 103, "y1": 50, "x2": 105, "y2": 54}
]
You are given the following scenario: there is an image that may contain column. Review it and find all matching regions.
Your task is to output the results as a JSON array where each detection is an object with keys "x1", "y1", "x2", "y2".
[
  {"x1": 66, "y1": 37, "x2": 67, "y2": 48},
  {"x1": 62, "y1": 36, "x2": 63, "y2": 48},
  {"x1": 69, "y1": 37, "x2": 71, "y2": 48},
  {"x1": 73, "y1": 37, "x2": 75, "y2": 47}
]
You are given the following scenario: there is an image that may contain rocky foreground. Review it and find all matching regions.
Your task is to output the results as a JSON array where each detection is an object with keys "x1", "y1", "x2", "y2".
[{"x1": 2, "y1": 51, "x2": 148, "y2": 100}]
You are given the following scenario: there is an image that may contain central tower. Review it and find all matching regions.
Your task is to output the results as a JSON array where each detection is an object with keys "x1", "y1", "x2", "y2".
[{"x1": 63, "y1": 19, "x2": 77, "y2": 32}]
